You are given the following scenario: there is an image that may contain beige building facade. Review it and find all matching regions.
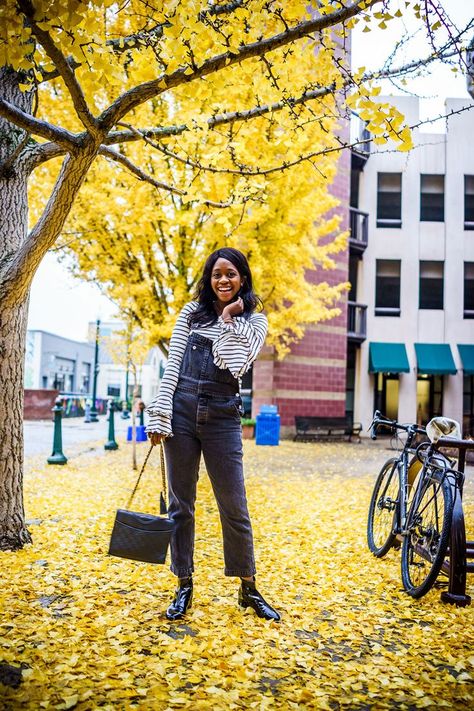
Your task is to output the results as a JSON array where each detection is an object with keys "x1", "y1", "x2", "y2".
[{"x1": 349, "y1": 96, "x2": 474, "y2": 435}]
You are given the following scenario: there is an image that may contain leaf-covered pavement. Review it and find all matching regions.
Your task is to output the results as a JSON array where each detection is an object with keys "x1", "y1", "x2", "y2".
[{"x1": 1, "y1": 441, "x2": 473, "y2": 710}]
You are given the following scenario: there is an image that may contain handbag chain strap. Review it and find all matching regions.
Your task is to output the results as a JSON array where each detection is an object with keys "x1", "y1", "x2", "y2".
[{"x1": 126, "y1": 442, "x2": 167, "y2": 511}]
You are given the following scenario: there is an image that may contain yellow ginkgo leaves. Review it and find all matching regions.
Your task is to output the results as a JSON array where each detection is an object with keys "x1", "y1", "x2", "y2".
[{"x1": 0, "y1": 440, "x2": 472, "y2": 709}]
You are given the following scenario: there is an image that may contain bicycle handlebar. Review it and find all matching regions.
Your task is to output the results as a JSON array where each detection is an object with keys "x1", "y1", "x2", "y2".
[
  {"x1": 368, "y1": 411, "x2": 426, "y2": 441},
  {"x1": 370, "y1": 410, "x2": 382, "y2": 440}
]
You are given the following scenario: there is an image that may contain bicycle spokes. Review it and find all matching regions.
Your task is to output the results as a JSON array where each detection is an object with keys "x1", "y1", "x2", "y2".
[
  {"x1": 401, "y1": 471, "x2": 453, "y2": 598},
  {"x1": 367, "y1": 459, "x2": 399, "y2": 558}
]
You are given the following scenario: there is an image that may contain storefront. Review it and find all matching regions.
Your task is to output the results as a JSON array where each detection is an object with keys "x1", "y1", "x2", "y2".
[
  {"x1": 369, "y1": 342, "x2": 410, "y2": 421},
  {"x1": 414, "y1": 344, "x2": 457, "y2": 425}
]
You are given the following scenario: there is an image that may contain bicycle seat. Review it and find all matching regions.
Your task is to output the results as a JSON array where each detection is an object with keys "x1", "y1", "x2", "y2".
[{"x1": 426, "y1": 417, "x2": 461, "y2": 443}]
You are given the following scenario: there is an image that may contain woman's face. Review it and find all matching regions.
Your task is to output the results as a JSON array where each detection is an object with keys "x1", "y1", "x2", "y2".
[{"x1": 210, "y1": 257, "x2": 242, "y2": 306}]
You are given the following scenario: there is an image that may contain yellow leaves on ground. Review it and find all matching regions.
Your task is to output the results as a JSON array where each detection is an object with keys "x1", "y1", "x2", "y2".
[{"x1": 1, "y1": 441, "x2": 473, "y2": 709}]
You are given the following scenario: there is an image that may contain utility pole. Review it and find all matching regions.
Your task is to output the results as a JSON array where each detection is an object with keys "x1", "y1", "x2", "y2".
[{"x1": 89, "y1": 319, "x2": 100, "y2": 423}]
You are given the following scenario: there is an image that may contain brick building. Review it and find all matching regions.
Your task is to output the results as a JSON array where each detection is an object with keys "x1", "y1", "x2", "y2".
[{"x1": 252, "y1": 136, "x2": 352, "y2": 436}]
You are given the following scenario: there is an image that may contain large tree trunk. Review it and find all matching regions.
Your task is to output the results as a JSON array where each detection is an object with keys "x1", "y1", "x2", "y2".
[
  {"x1": 0, "y1": 300, "x2": 32, "y2": 549},
  {"x1": 0, "y1": 68, "x2": 34, "y2": 549},
  {"x1": 0, "y1": 67, "x2": 99, "y2": 550}
]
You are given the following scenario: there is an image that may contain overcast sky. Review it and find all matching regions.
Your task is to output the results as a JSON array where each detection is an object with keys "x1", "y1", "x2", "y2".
[{"x1": 28, "y1": 0, "x2": 474, "y2": 342}]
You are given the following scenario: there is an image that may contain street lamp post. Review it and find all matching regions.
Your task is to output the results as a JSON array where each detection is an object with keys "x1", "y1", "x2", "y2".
[
  {"x1": 121, "y1": 363, "x2": 130, "y2": 419},
  {"x1": 89, "y1": 319, "x2": 100, "y2": 423}
]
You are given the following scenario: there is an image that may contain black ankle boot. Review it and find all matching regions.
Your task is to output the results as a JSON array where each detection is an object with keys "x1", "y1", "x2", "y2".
[
  {"x1": 166, "y1": 577, "x2": 193, "y2": 620},
  {"x1": 238, "y1": 579, "x2": 281, "y2": 622}
]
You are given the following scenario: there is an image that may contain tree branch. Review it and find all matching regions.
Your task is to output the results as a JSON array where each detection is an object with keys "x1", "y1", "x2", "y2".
[
  {"x1": 102, "y1": 35, "x2": 466, "y2": 149},
  {"x1": 99, "y1": 0, "x2": 380, "y2": 129},
  {"x1": 25, "y1": 141, "x2": 68, "y2": 171},
  {"x1": 104, "y1": 85, "x2": 336, "y2": 146},
  {"x1": 19, "y1": 0, "x2": 99, "y2": 136},
  {"x1": 115, "y1": 120, "x2": 334, "y2": 177},
  {"x1": 98, "y1": 146, "x2": 185, "y2": 195},
  {"x1": 38, "y1": 24, "x2": 168, "y2": 84},
  {"x1": 3, "y1": 151, "x2": 96, "y2": 304},
  {"x1": 0, "y1": 98, "x2": 80, "y2": 150},
  {"x1": 111, "y1": 102, "x2": 474, "y2": 200},
  {"x1": 199, "y1": 1, "x2": 247, "y2": 19}
]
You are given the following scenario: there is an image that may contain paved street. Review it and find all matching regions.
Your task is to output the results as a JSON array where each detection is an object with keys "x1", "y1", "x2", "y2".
[{"x1": 23, "y1": 414, "x2": 143, "y2": 458}]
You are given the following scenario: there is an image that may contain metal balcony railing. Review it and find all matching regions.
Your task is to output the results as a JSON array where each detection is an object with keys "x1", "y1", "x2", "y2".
[
  {"x1": 347, "y1": 301, "x2": 367, "y2": 343},
  {"x1": 349, "y1": 207, "x2": 369, "y2": 256}
]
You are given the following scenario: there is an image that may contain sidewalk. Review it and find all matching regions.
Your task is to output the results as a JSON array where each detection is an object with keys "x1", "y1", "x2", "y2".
[{"x1": 23, "y1": 414, "x2": 140, "y2": 458}]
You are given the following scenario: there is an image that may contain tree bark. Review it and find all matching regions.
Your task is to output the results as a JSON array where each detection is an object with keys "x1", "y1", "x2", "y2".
[
  {"x1": 0, "y1": 68, "x2": 98, "y2": 550},
  {"x1": 0, "y1": 68, "x2": 33, "y2": 549},
  {"x1": 0, "y1": 300, "x2": 32, "y2": 550}
]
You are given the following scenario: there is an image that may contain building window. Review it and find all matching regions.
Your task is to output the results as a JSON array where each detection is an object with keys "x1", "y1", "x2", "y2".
[
  {"x1": 376, "y1": 172, "x2": 402, "y2": 228},
  {"x1": 419, "y1": 261, "x2": 444, "y2": 310},
  {"x1": 375, "y1": 259, "x2": 401, "y2": 316},
  {"x1": 465, "y1": 176, "x2": 474, "y2": 230},
  {"x1": 464, "y1": 262, "x2": 474, "y2": 318},
  {"x1": 107, "y1": 385, "x2": 121, "y2": 397},
  {"x1": 81, "y1": 362, "x2": 91, "y2": 393},
  {"x1": 420, "y1": 174, "x2": 444, "y2": 222}
]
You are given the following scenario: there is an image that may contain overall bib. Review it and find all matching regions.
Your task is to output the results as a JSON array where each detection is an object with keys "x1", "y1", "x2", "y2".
[{"x1": 163, "y1": 333, "x2": 256, "y2": 578}]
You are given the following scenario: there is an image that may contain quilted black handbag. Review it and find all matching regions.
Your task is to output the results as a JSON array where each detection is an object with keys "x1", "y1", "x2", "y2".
[{"x1": 109, "y1": 443, "x2": 174, "y2": 564}]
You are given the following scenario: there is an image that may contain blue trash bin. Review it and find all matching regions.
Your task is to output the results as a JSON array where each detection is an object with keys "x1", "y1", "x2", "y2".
[
  {"x1": 127, "y1": 425, "x2": 148, "y2": 442},
  {"x1": 255, "y1": 405, "x2": 280, "y2": 446}
]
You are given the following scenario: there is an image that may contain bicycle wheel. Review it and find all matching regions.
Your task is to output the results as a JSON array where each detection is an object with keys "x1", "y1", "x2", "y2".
[
  {"x1": 367, "y1": 458, "x2": 399, "y2": 557},
  {"x1": 401, "y1": 468, "x2": 453, "y2": 598}
]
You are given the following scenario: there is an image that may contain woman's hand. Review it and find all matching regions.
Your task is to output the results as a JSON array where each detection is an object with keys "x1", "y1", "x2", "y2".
[
  {"x1": 222, "y1": 297, "x2": 244, "y2": 320},
  {"x1": 148, "y1": 432, "x2": 165, "y2": 446}
]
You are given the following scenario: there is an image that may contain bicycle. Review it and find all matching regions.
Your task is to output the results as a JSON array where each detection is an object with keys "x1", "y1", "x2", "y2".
[{"x1": 367, "y1": 411, "x2": 459, "y2": 598}]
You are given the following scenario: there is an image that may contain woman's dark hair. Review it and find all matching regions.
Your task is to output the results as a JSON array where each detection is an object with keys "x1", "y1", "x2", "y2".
[{"x1": 188, "y1": 247, "x2": 263, "y2": 328}]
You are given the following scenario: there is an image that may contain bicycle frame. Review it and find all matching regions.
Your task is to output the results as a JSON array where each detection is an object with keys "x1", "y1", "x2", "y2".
[
  {"x1": 393, "y1": 427, "x2": 422, "y2": 535},
  {"x1": 404, "y1": 443, "x2": 455, "y2": 537},
  {"x1": 370, "y1": 411, "x2": 426, "y2": 537}
]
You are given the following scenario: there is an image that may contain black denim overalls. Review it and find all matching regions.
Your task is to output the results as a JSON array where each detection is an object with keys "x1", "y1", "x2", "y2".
[{"x1": 163, "y1": 333, "x2": 256, "y2": 578}]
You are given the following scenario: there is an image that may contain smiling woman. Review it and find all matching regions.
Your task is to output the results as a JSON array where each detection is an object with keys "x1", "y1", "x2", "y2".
[{"x1": 145, "y1": 248, "x2": 280, "y2": 623}]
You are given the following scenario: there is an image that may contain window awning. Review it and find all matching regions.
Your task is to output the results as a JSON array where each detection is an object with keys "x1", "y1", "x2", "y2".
[
  {"x1": 369, "y1": 342, "x2": 410, "y2": 373},
  {"x1": 458, "y1": 344, "x2": 474, "y2": 375},
  {"x1": 415, "y1": 343, "x2": 457, "y2": 375}
]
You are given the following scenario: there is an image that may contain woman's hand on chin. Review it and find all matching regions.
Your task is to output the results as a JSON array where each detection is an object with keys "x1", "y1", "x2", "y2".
[{"x1": 222, "y1": 297, "x2": 244, "y2": 320}]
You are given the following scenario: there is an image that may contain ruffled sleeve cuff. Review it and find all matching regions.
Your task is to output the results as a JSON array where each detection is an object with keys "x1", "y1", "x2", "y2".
[
  {"x1": 218, "y1": 315, "x2": 236, "y2": 331},
  {"x1": 145, "y1": 412, "x2": 173, "y2": 437}
]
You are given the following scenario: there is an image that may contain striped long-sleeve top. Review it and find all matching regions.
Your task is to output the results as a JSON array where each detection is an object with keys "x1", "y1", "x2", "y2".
[{"x1": 146, "y1": 301, "x2": 268, "y2": 436}]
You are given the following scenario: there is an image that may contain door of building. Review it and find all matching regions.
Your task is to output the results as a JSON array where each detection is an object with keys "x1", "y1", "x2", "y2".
[
  {"x1": 416, "y1": 375, "x2": 443, "y2": 425},
  {"x1": 373, "y1": 373, "x2": 399, "y2": 421},
  {"x1": 463, "y1": 375, "x2": 474, "y2": 436}
]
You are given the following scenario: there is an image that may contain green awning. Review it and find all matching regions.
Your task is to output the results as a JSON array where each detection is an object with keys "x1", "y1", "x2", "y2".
[
  {"x1": 369, "y1": 342, "x2": 410, "y2": 373},
  {"x1": 415, "y1": 343, "x2": 457, "y2": 375},
  {"x1": 458, "y1": 344, "x2": 474, "y2": 375}
]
